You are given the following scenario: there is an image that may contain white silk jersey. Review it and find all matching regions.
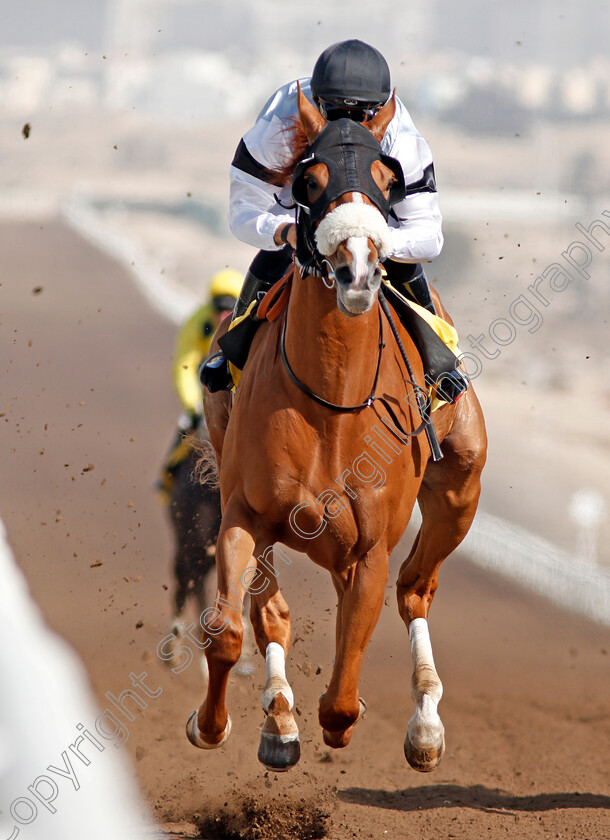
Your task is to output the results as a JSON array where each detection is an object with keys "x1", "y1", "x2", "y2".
[{"x1": 228, "y1": 78, "x2": 443, "y2": 263}]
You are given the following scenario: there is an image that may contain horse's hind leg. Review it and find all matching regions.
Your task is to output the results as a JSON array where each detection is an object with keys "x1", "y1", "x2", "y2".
[
  {"x1": 396, "y1": 392, "x2": 487, "y2": 772},
  {"x1": 163, "y1": 541, "x2": 192, "y2": 667},
  {"x1": 185, "y1": 498, "x2": 254, "y2": 750},
  {"x1": 319, "y1": 546, "x2": 389, "y2": 749},
  {"x1": 249, "y1": 553, "x2": 299, "y2": 771},
  {"x1": 171, "y1": 551, "x2": 190, "y2": 632}
]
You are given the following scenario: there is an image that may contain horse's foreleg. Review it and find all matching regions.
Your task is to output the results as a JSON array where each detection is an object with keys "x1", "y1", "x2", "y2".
[
  {"x1": 396, "y1": 535, "x2": 446, "y2": 772},
  {"x1": 397, "y1": 391, "x2": 487, "y2": 771},
  {"x1": 249, "y1": 563, "x2": 299, "y2": 771},
  {"x1": 192, "y1": 558, "x2": 216, "y2": 682},
  {"x1": 233, "y1": 595, "x2": 256, "y2": 678},
  {"x1": 319, "y1": 550, "x2": 388, "y2": 749},
  {"x1": 185, "y1": 502, "x2": 254, "y2": 751}
]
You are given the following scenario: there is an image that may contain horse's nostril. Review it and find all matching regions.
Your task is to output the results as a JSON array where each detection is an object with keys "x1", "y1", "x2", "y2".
[{"x1": 334, "y1": 265, "x2": 354, "y2": 286}]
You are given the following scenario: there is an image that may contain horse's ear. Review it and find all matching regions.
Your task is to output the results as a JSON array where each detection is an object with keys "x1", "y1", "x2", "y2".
[
  {"x1": 297, "y1": 81, "x2": 326, "y2": 144},
  {"x1": 367, "y1": 89, "x2": 397, "y2": 143}
]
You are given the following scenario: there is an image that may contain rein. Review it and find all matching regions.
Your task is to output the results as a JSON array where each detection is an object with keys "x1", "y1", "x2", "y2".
[
  {"x1": 280, "y1": 304, "x2": 385, "y2": 412},
  {"x1": 378, "y1": 289, "x2": 443, "y2": 461}
]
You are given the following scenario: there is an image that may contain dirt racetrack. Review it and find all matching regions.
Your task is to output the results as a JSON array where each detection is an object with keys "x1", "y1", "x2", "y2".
[{"x1": 1, "y1": 219, "x2": 608, "y2": 839}]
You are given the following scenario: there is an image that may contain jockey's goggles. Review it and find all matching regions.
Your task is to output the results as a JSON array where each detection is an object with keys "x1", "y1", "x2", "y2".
[
  {"x1": 212, "y1": 294, "x2": 237, "y2": 313},
  {"x1": 316, "y1": 98, "x2": 382, "y2": 123}
]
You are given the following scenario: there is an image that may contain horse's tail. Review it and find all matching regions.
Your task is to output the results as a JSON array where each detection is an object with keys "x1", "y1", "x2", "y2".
[{"x1": 190, "y1": 434, "x2": 220, "y2": 491}]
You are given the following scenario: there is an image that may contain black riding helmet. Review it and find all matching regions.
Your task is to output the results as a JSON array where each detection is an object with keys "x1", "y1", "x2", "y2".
[{"x1": 311, "y1": 39, "x2": 391, "y2": 121}]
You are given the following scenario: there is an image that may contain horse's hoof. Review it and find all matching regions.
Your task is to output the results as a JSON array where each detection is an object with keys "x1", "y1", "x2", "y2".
[
  {"x1": 257, "y1": 731, "x2": 300, "y2": 772},
  {"x1": 185, "y1": 710, "x2": 232, "y2": 750},
  {"x1": 257, "y1": 693, "x2": 300, "y2": 772},
  {"x1": 404, "y1": 731, "x2": 445, "y2": 772}
]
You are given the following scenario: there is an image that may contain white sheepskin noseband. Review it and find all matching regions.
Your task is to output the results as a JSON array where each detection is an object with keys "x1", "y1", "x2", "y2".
[{"x1": 314, "y1": 202, "x2": 393, "y2": 261}]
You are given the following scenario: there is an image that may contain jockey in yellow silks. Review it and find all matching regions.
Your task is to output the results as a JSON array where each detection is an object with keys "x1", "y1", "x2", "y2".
[{"x1": 156, "y1": 268, "x2": 243, "y2": 501}]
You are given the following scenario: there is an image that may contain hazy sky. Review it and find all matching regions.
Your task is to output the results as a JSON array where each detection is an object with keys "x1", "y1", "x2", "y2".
[
  {"x1": 1, "y1": 0, "x2": 608, "y2": 71},
  {"x1": 0, "y1": 0, "x2": 106, "y2": 48}
]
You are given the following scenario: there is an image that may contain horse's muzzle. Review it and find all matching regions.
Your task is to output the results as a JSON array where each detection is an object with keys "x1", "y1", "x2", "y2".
[
  {"x1": 336, "y1": 285, "x2": 378, "y2": 316},
  {"x1": 335, "y1": 262, "x2": 382, "y2": 316}
]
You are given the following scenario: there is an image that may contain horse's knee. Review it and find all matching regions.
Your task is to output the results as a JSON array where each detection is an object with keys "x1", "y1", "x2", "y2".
[
  {"x1": 396, "y1": 567, "x2": 438, "y2": 620},
  {"x1": 204, "y1": 616, "x2": 244, "y2": 667}
]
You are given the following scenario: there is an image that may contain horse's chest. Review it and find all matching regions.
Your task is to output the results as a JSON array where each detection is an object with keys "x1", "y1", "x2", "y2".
[{"x1": 278, "y1": 440, "x2": 418, "y2": 556}]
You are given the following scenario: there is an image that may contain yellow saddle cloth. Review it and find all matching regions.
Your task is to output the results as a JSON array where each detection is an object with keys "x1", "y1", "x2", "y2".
[{"x1": 380, "y1": 278, "x2": 462, "y2": 411}]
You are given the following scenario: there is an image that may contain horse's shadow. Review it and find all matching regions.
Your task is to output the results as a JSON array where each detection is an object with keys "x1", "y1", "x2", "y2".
[{"x1": 338, "y1": 784, "x2": 610, "y2": 815}]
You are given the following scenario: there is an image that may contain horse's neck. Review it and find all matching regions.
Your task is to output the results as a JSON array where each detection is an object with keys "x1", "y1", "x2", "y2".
[{"x1": 284, "y1": 271, "x2": 380, "y2": 407}]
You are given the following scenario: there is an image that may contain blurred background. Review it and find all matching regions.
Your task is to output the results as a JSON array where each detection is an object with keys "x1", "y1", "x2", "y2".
[{"x1": 1, "y1": 1, "x2": 609, "y2": 565}]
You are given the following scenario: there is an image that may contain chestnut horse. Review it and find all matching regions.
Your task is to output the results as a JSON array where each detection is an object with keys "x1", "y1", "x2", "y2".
[{"x1": 188, "y1": 88, "x2": 487, "y2": 772}]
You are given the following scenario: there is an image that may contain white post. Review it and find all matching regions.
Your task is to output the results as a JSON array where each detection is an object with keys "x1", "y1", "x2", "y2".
[{"x1": 569, "y1": 487, "x2": 606, "y2": 565}]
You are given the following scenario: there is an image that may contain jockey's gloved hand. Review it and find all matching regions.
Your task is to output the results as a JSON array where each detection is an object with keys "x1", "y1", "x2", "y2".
[{"x1": 178, "y1": 411, "x2": 202, "y2": 433}]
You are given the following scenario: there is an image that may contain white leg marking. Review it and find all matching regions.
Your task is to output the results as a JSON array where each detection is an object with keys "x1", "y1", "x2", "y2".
[
  {"x1": 261, "y1": 642, "x2": 294, "y2": 713},
  {"x1": 408, "y1": 618, "x2": 444, "y2": 748}
]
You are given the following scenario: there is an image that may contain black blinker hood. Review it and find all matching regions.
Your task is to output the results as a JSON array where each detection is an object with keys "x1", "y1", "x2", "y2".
[{"x1": 291, "y1": 119, "x2": 405, "y2": 222}]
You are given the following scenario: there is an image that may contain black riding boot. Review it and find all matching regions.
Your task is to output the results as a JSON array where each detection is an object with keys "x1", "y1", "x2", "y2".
[
  {"x1": 200, "y1": 247, "x2": 293, "y2": 392},
  {"x1": 383, "y1": 260, "x2": 436, "y2": 314},
  {"x1": 233, "y1": 268, "x2": 269, "y2": 319}
]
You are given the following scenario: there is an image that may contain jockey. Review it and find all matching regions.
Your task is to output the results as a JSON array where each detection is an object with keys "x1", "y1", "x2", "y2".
[
  {"x1": 156, "y1": 268, "x2": 243, "y2": 500},
  {"x1": 202, "y1": 39, "x2": 466, "y2": 402}
]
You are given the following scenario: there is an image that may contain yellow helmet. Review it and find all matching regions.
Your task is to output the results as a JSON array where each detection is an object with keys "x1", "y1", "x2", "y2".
[{"x1": 209, "y1": 268, "x2": 243, "y2": 303}]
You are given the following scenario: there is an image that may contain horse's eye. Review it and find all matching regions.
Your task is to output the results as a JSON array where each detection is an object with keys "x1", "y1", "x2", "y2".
[{"x1": 305, "y1": 176, "x2": 317, "y2": 190}]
